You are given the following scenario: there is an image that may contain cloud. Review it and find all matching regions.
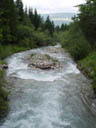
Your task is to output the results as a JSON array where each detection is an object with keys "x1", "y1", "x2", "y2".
[{"x1": 22, "y1": 0, "x2": 85, "y2": 13}]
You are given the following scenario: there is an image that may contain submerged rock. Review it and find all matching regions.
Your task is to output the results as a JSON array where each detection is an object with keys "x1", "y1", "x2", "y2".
[
  {"x1": 0, "y1": 64, "x2": 8, "y2": 70},
  {"x1": 28, "y1": 54, "x2": 60, "y2": 70}
]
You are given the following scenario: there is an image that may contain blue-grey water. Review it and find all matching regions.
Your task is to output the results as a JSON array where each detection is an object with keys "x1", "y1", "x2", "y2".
[{"x1": 0, "y1": 45, "x2": 96, "y2": 128}]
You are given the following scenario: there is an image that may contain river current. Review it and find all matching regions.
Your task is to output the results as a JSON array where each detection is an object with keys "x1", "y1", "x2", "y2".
[{"x1": 0, "y1": 45, "x2": 96, "y2": 128}]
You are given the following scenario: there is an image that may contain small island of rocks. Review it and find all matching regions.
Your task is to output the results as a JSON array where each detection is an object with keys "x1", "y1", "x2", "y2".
[{"x1": 28, "y1": 53, "x2": 60, "y2": 70}]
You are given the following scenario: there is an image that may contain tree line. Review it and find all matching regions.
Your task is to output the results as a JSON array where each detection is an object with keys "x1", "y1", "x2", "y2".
[
  {"x1": 78, "y1": 0, "x2": 96, "y2": 48},
  {"x1": 0, "y1": 0, "x2": 55, "y2": 46},
  {"x1": 57, "y1": 0, "x2": 96, "y2": 60}
]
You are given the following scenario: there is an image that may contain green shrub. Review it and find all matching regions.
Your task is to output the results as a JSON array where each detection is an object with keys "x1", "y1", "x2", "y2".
[
  {"x1": 0, "y1": 44, "x2": 30, "y2": 60},
  {"x1": 0, "y1": 70, "x2": 4, "y2": 81},
  {"x1": 59, "y1": 23, "x2": 91, "y2": 61},
  {"x1": 69, "y1": 35, "x2": 90, "y2": 61},
  {"x1": 16, "y1": 25, "x2": 54, "y2": 48},
  {"x1": 78, "y1": 52, "x2": 96, "y2": 94},
  {"x1": 0, "y1": 60, "x2": 7, "y2": 65},
  {"x1": 0, "y1": 70, "x2": 9, "y2": 118},
  {"x1": 33, "y1": 31, "x2": 52, "y2": 46},
  {"x1": 0, "y1": 29, "x2": 3, "y2": 43},
  {"x1": 17, "y1": 25, "x2": 34, "y2": 40},
  {"x1": 78, "y1": 52, "x2": 96, "y2": 78},
  {"x1": 16, "y1": 25, "x2": 37, "y2": 48}
]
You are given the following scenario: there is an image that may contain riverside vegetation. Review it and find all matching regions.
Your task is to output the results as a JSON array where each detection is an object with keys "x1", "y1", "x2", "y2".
[
  {"x1": 0, "y1": 0, "x2": 96, "y2": 119},
  {"x1": 55, "y1": 0, "x2": 96, "y2": 96}
]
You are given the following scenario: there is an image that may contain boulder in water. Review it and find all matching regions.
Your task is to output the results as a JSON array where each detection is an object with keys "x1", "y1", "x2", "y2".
[
  {"x1": 28, "y1": 54, "x2": 60, "y2": 70},
  {"x1": 0, "y1": 64, "x2": 8, "y2": 70}
]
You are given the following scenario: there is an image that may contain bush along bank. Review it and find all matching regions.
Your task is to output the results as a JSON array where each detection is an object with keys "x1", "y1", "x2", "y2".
[
  {"x1": 78, "y1": 52, "x2": 96, "y2": 94},
  {"x1": 0, "y1": 65, "x2": 9, "y2": 119}
]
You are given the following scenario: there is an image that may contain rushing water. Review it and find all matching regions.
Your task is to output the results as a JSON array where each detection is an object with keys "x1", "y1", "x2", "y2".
[{"x1": 0, "y1": 45, "x2": 96, "y2": 128}]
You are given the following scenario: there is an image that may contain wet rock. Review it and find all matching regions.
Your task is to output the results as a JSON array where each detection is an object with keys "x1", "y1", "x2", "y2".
[
  {"x1": 28, "y1": 54, "x2": 60, "y2": 70},
  {"x1": 0, "y1": 64, "x2": 8, "y2": 70},
  {"x1": 2, "y1": 64, "x2": 8, "y2": 69}
]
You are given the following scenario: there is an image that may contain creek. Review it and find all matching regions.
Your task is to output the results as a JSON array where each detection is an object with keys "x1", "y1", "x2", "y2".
[{"x1": 0, "y1": 45, "x2": 96, "y2": 128}]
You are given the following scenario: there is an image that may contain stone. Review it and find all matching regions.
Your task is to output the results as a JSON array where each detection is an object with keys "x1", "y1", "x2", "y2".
[
  {"x1": 28, "y1": 53, "x2": 60, "y2": 70},
  {"x1": 0, "y1": 64, "x2": 8, "y2": 70},
  {"x1": 2, "y1": 64, "x2": 8, "y2": 69}
]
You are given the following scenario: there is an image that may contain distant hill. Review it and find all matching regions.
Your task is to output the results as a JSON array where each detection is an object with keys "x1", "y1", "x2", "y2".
[{"x1": 41, "y1": 12, "x2": 77, "y2": 26}]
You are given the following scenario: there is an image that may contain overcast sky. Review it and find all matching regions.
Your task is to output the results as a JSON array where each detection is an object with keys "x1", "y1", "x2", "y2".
[{"x1": 22, "y1": 0, "x2": 85, "y2": 14}]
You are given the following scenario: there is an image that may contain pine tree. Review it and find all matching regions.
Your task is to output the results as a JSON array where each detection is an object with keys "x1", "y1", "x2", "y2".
[
  {"x1": 15, "y1": 0, "x2": 24, "y2": 22},
  {"x1": 33, "y1": 9, "x2": 42, "y2": 30},
  {"x1": 45, "y1": 16, "x2": 54, "y2": 36},
  {"x1": 55, "y1": 25, "x2": 60, "y2": 33},
  {"x1": 0, "y1": 0, "x2": 18, "y2": 44},
  {"x1": 23, "y1": 7, "x2": 32, "y2": 26},
  {"x1": 29, "y1": 8, "x2": 34, "y2": 24},
  {"x1": 61, "y1": 24, "x2": 69, "y2": 31},
  {"x1": 9, "y1": 0, "x2": 18, "y2": 41},
  {"x1": 24, "y1": 6, "x2": 28, "y2": 16},
  {"x1": 78, "y1": 0, "x2": 96, "y2": 47}
]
